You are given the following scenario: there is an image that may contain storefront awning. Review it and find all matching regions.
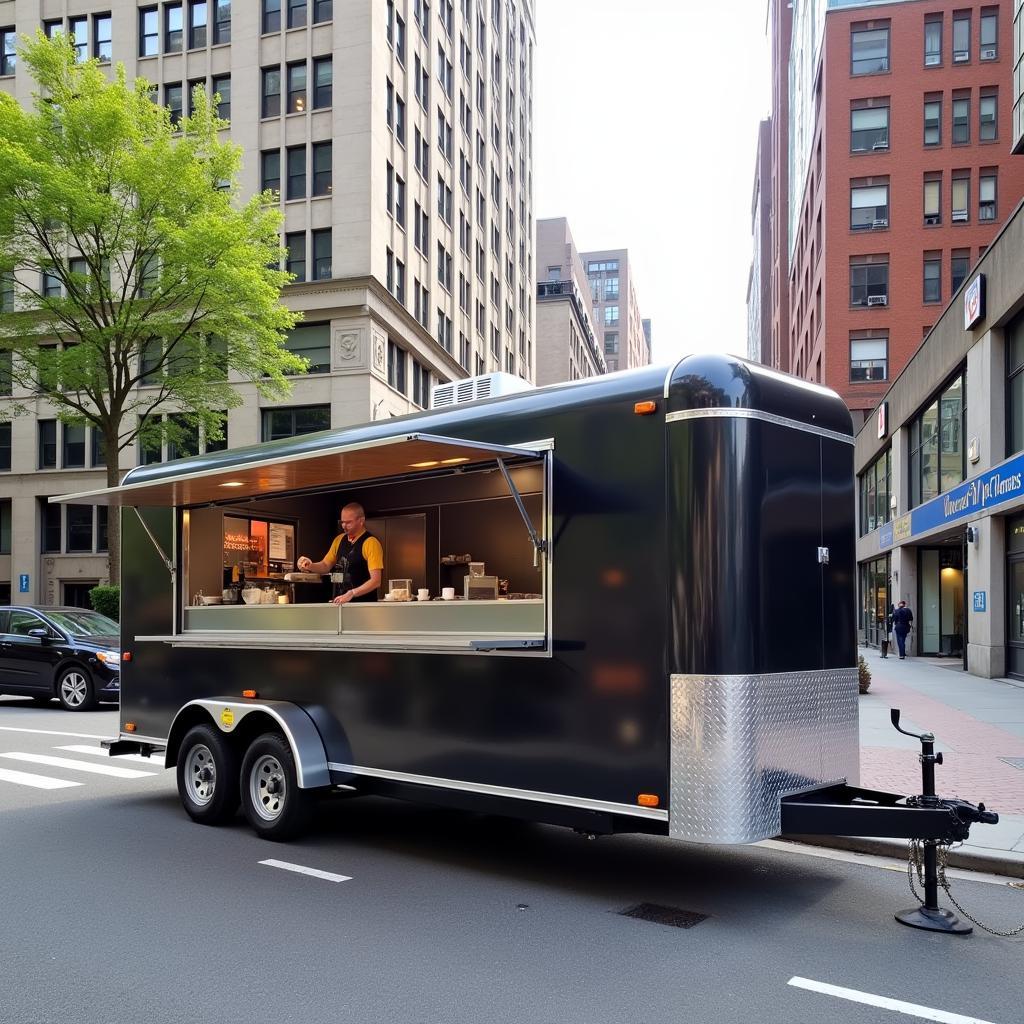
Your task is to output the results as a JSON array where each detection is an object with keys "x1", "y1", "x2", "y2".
[{"x1": 50, "y1": 433, "x2": 544, "y2": 508}]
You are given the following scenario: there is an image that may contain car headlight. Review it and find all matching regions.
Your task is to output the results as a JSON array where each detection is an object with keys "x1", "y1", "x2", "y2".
[{"x1": 96, "y1": 650, "x2": 121, "y2": 669}]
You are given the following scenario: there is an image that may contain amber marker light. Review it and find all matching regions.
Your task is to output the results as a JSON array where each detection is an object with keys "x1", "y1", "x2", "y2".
[
  {"x1": 637, "y1": 793, "x2": 659, "y2": 808},
  {"x1": 242, "y1": 689, "x2": 258, "y2": 699},
  {"x1": 124, "y1": 722, "x2": 137, "y2": 733},
  {"x1": 634, "y1": 401, "x2": 657, "y2": 416},
  {"x1": 122, "y1": 652, "x2": 132, "y2": 662}
]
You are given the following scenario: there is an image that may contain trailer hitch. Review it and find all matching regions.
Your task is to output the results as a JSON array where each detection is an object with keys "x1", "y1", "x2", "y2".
[{"x1": 890, "y1": 708, "x2": 998, "y2": 935}]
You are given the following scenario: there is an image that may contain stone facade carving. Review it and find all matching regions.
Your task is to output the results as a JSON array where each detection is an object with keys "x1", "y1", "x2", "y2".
[
  {"x1": 332, "y1": 327, "x2": 366, "y2": 375},
  {"x1": 370, "y1": 326, "x2": 388, "y2": 380}
]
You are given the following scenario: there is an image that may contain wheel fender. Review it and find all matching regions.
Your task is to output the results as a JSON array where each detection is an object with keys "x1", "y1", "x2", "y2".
[{"x1": 166, "y1": 699, "x2": 331, "y2": 789}]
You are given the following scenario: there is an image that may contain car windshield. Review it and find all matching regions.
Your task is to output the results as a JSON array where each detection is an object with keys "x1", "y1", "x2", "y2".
[{"x1": 46, "y1": 611, "x2": 119, "y2": 638}]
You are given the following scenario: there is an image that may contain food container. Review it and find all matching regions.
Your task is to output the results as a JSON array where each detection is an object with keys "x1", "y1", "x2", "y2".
[
  {"x1": 388, "y1": 578, "x2": 413, "y2": 600},
  {"x1": 468, "y1": 562, "x2": 486, "y2": 577},
  {"x1": 241, "y1": 588, "x2": 262, "y2": 605}
]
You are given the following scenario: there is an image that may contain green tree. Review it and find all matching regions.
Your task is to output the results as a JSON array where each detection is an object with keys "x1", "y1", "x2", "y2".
[{"x1": 0, "y1": 33, "x2": 305, "y2": 584}]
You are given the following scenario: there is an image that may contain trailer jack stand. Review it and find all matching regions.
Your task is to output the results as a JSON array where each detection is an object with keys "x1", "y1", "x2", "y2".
[{"x1": 890, "y1": 709, "x2": 976, "y2": 935}]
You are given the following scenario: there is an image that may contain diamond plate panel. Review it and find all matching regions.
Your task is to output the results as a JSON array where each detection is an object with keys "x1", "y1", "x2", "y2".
[{"x1": 669, "y1": 669, "x2": 858, "y2": 844}]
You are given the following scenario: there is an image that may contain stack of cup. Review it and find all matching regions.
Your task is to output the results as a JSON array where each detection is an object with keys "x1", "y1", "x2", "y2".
[
  {"x1": 442, "y1": 587, "x2": 455, "y2": 600},
  {"x1": 417, "y1": 588, "x2": 430, "y2": 601}
]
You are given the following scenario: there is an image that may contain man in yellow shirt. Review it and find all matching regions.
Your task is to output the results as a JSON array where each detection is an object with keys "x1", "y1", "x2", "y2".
[{"x1": 296, "y1": 502, "x2": 384, "y2": 604}]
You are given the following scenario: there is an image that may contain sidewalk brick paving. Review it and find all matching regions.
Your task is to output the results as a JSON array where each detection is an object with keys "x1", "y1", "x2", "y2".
[{"x1": 859, "y1": 662, "x2": 1024, "y2": 814}]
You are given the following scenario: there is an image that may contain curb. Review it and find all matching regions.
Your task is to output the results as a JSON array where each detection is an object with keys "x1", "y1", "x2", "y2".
[{"x1": 781, "y1": 834, "x2": 1024, "y2": 879}]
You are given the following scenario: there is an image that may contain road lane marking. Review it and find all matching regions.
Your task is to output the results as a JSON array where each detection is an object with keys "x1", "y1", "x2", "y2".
[
  {"x1": 259, "y1": 859, "x2": 352, "y2": 883},
  {"x1": 0, "y1": 726, "x2": 111, "y2": 740},
  {"x1": 57, "y1": 744, "x2": 165, "y2": 767},
  {"x1": 788, "y1": 977, "x2": 1002, "y2": 1024},
  {"x1": 0, "y1": 767, "x2": 82, "y2": 790},
  {"x1": 0, "y1": 752, "x2": 157, "y2": 779}
]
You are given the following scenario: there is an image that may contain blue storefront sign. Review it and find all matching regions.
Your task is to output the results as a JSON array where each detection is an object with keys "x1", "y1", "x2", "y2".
[
  {"x1": 973, "y1": 591, "x2": 986, "y2": 612},
  {"x1": 18, "y1": 574, "x2": 29, "y2": 593},
  {"x1": 878, "y1": 522, "x2": 893, "y2": 549}
]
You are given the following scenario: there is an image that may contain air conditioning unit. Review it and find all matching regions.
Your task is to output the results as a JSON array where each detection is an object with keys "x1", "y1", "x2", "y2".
[
  {"x1": 872, "y1": 218, "x2": 889, "y2": 228},
  {"x1": 953, "y1": 50, "x2": 969, "y2": 62},
  {"x1": 925, "y1": 214, "x2": 940, "y2": 225},
  {"x1": 867, "y1": 295, "x2": 888, "y2": 306},
  {"x1": 925, "y1": 53, "x2": 941, "y2": 66},
  {"x1": 430, "y1": 371, "x2": 533, "y2": 409},
  {"x1": 872, "y1": 140, "x2": 889, "y2": 150},
  {"x1": 952, "y1": 210, "x2": 969, "y2": 222},
  {"x1": 981, "y1": 47, "x2": 996, "y2": 60}
]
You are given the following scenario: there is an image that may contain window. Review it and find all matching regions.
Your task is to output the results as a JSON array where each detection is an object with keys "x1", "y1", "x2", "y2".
[
  {"x1": 139, "y1": 7, "x2": 160, "y2": 56},
  {"x1": 849, "y1": 258, "x2": 888, "y2": 306},
  {"x1": 952, "y1": 94, "x2": 970, "y2": 144},
  {"x1": 850, "y1": 331, "x2": 888, "y2": 382},
  {"x1": 395, "y1": 258, "x2": 405, "y2": 303},
  {"x1": 261, "y1": 406, "x2": 330, "y2": 441},
  {"x1": 190, "y1": 1, "x2": 208, "y2": 47},
  {"x1": 438, "y1": 42, "x2": 453, "y2": 97},
  {"x1": 288, "y1": 0, "x2": 307, "y2": 29},
  {"x1": 437, "y1": 242, "x2": 452, "y2": 291},
  {"x1": 314, "y1": 56, "x2": 332, "y2": 108},
  {"x1": 63, "y1": 424, "x2": 86, "y2": 468},
  {"x1": 859, "y1": 449, "x2": 891, "y2": 536},
  {"x1": 286, "y1": 232, "x2": 306, "y2": 281},
  {"x1": 42, "y1": 504, "x2": 61, "y2": 552},
  {"x1": 43, "y1": 270, "x2": 62, "y2": 298},
  {"x1": 263, "y1": 0, "x2": 281, "y2": 33},
  {"x1": 909, "y1": 372, "x2": 966, "y2": 507},
  {"x1": 415, "y1": 55, "x2": 429, "y2": 109},
  {"x1": 0, "y1": 500, "x2": 9, "y2": 552},
  {"x1": 285, "y1": 323, "x2": 330, "y2": 373},
  {"x1": 212, "y1": 74, "x2": 231, "y2": 119},
  {"x1": 605, "y1": 332, "x2": 619, "y2": 355},
  {"x1": 165, "y1": 3, "x2": 183, "y2": 52},
  {"x1": 312, "y1": 141, "x2": 332, "y2": 195},
  {"x1": 414, "y1": 128, "x2": 429, "y2": 178},
  {"x1": 851, "y1": 24, "x2": 889, "y2": 75},
  {"x1": 924, "y1": 16, "x2": 942, "y2": 65},
  {"x1": 39, "y1": 421, "x2": 57, "y2": 469},
  {"x1": 1008, "y1": 312, "x2": 1024, "y2": 455},
  {"x1": 395, "y1": 174, "x2": 405, "y2": 226},
  {"x1": 851, "y1": 104, "x2": 889, "y2": 152},
  {"x1": 979, "y1": 91, "x2": 997, "y2": 141},
  {"x1": 314, "y1": 0, "x2": 333, "y2": 24},
  {"x1": 140, "y1": 336, "x2": 164, "y2": 384},
  {"x1": 396, "y1": 95, "x2": 406, "y2": 144},
  {"x1": 93, "y1": 14, "x2": 113, "y2": 61},
  {"x1": 438, "y1": 110, "x2": 453, "y2": 161},
  {"x1": 979, "y1": 172, "x2": 997, "y2": 221},
  {"x1": 924, "y1": 253, "x2": 942, "y2": 303},
  {"x1": 0, "y1": 29, "x2": 10, "y2": 75},
  {"x1": 0, "y1": 275, "x2": 12, "y2": 313},
  {"x1": 924, "y1": 173, "x2": 942, "y2": 225},
  {"x1": 287, "y1": 61, "x2": 307, "y2": 113},
  {"x1": 261, "y1": 149, "x2": 281, "y2": 194},
  {"x1": 165, "y1": 83, "x2": 183, "y2": 127},
  {"x1": 604, "y1": 305, "x2": 619, "y2": 327},
  {"x1": 850, "y1": 182, "x2": 889, "y2": 229},
  {"x1": 436, "y1": 311, "x2": 452, "y2": 353},
  {"x1": 951, "y1": 249, "x2": 970, "y2": 293},
  {"x1": 437, "y1": 175, "x2": 453, "y2": 226},
  {"x1": 414, "y1": 203, "x2": 429, "y2": 254},
  {"x1": 412, "y1": 360, "x2": 430, "y2": 407},
  {"x1": 213, "y1": 0, "x2": 231, "y2": 43},
  {"x1": 923, "y1": 97, "x2": 941, "y2": 145},
  {"x1": 66, "y1": 506, "x2": 93, "y2": 552},
  {"x1": 166, "y1": 414, "x2": 199, "y2": 461},
  {"x1": 312, "y1": 229, "x2": 331, "y2": 280},
  {"x1": 287, "y1": 146, "x2": 306, "y2": 200},
  {"x1": 396, "y1": 14, "x2": 406, "y2": 64},
  {"x1": 979, "y1": 7, "x2": 997, "y2": 59},
  {"x1": 387, "y1": 341, "x2": 407, "y2": 393},
  {"x1": 69, "y1": 16, "x2": 88, "y2": 62},
  {"x1": 952, "y1": 172, "x2": 970, "y2": 222},
  {"x1": 262, "y1": 66, "x2": 281, "y2": 117},
  {"x1": 952, "y1": 11, "x2": 970, "y2": 63}
]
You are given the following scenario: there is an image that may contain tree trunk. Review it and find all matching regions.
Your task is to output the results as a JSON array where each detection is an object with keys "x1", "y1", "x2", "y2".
[{"x1": 105, "y1": 429, "x2": 122, "y2": 588}]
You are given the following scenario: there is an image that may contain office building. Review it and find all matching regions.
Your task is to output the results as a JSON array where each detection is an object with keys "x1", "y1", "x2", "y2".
[
  {"x1": 535, "y1": 218, "x2": 604, "y2": 385},
  {"x1": 581, "y1": 248, "x2": 648, "y2": 373},
  {"x1": 0, "y1": 0, "x2": 536, "y2": 605},
  {"x1": 748, "y1": 118, "x2": 772, "y2": 363}
]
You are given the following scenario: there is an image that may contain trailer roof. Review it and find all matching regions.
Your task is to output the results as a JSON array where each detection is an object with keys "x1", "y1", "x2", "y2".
[{"x1": 49, "y1": 433, "x2": 544, "y2": 507}]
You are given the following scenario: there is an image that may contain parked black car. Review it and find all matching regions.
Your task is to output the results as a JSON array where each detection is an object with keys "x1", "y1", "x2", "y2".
[{"x1": 0, "y1": 607, "x2": 120, "y2": 711}]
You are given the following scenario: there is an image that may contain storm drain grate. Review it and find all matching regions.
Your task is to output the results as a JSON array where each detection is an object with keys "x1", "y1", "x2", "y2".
[
  {"x1": 1000, "y1": 757, "x2": 1024, "y2": 770},
  {"x1": 617, "y1": 903, "x2": 708, "y2": 929}
]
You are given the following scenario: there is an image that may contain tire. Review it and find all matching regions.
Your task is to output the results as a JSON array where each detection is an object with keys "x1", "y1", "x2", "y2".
[
  {"x1": 240, "y1": 733, "x2": 315, "y2": 842},
  {"x1": 56, "y1": 666, "x2": 96, "y2": 712},
  {"x1": 176, "y1": 724, "x2": 241, "y2": 826}
]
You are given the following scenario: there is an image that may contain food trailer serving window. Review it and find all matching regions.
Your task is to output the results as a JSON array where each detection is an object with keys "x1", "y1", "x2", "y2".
[{"x1": 52, "y1": 432, "x2": 551, "y2": 656}]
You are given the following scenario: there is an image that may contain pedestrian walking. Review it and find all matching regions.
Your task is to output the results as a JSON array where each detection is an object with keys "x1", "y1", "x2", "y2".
[{"x1": 892, "y1": 600, "x2": 914, "y2": 659}]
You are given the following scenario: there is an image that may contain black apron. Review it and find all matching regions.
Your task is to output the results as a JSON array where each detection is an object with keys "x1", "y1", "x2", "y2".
[{"x1": 332, "y1": 532, "x2": 379, "y2": 602}]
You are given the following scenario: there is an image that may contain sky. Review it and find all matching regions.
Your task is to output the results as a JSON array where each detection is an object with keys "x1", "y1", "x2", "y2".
[{"x1": 533, "y1": 0, "x2": 771, "y2": 365}]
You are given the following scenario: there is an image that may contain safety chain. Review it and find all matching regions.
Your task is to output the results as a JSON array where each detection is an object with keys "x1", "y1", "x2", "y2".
[{"x1": 908, "y1": 840, "x2": 1024, "y2": 938}]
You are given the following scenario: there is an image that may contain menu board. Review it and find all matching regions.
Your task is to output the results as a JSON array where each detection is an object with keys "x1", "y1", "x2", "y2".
[{"x1": 269, "y1": 522, "x2": 294, "y2": 562}]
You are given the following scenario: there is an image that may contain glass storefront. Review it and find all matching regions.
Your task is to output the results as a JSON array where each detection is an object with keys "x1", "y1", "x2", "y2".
[
  {"x1": 1007, "y1": 515, "x2": 1024, "y2": 679},
  {"x1": 859, "y1": 555, "x2": 891, "y2": 647},
  {"x1": 918, "y1": 545, "x2": 964, "y2": 657}
]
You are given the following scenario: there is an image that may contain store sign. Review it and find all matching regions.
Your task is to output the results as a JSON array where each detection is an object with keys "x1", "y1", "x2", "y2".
[
  {"x1": 877, "y1": 513, "x2": 911, "y2": 551},
  {"x1": 877, "y1": 402, "x2": 888, "y2": 440},
  {"x1": 964, "y1": 274, "x2": 985, "y2": 330},
  {"x1": 973, "y1": 591, "x2": 986, "y2": 612},
  {"x1": 878, "y1": 522, "x2": 893, "y2": 549},
  {"x1": 912, "y1": 450, "x2": 1024, "y2": 536}
]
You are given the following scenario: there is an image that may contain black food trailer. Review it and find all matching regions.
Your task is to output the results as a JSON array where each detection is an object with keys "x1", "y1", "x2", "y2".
[{"x1": 54, "y1": 354, "x2": 997, "y2": 930}]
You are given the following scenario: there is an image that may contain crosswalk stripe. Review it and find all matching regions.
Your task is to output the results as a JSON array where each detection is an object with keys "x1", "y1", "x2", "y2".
[
  {"x1": 57, "y1": 744, "x2": 165, "y2": 767},
  {"x1": 0, "y1": 766, "x2": 82, "y2": 790},
  {"x1": 0, "y1": 752, "x2": 157, "y2": 779}
]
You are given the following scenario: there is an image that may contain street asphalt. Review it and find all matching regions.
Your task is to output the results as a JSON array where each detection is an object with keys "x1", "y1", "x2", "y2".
[{"x1": 0, "y1": 698, "x2": 1021, "y2": 1024}]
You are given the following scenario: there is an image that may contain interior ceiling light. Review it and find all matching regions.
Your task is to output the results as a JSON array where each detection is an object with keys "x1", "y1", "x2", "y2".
[
  {"x1": 219, "y1": 481, "x2": 245, "y2": 487},
  {"x1": 441, "y1": 457, "x2": 471, "y2": 465},
  {"x1": 409, "y1": 460, "x2": 440, "y2": 468}
]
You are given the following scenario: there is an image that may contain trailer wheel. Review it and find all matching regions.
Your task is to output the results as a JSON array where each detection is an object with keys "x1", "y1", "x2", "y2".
[
  {"x1": 176, "y1": 724, "x2": 241, "y2": 825},
  {"x1": 240, "y1": 733, "x2": 314, "y2": 842}
]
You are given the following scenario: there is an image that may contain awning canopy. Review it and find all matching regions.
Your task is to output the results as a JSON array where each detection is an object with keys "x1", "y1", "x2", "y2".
[{"x1": 50, "y1": 433, "x2": 544, "y2": 508}]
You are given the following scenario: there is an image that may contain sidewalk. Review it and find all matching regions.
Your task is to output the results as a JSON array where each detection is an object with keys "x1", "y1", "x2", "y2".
[{"x1": 820, "y1": 647, "x2": 1024, "y2": 876}]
